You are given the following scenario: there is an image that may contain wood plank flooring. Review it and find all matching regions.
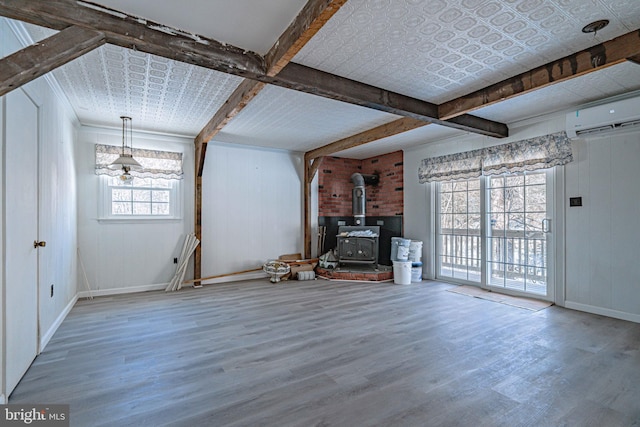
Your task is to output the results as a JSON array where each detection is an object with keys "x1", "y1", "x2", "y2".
[{"x1": 9, "y1": 279, "x2": 640, "y2": 426}]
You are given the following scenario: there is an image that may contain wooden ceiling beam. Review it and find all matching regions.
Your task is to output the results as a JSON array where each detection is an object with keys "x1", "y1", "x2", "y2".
[
  {"x1": 306, "y1": 117, "x2": 427, "y2": 160},
  {"x1": 306, "y1": 156, "x2": 323, "y2": 182},
  {"x1": 195, "y1": 80, "x2": 266, "y2": 176},
  {"x1": 265, "y1": 0, "x2": 348, "y2": 77},
  {"x1": 0, "y1": 25, "x2": 105, "y2": 97},
  {"x1": 0, "y1": 0, "x2": 508, "y2": 140},
  {"x1": 439, "y1": 29, "x2": 640, "y2": 120},
  {"x1": 267, "y1": 63, "x2": 508, "y2": 138},
  {"x1": 0, "y1": 0, "x2": 266, "y2": 78},
  {"x1": 194, "y1": 0, "x2": 349, "y2": 176},
  {"x1": 627, "y1": 54, "x2": 640, "y2": 66},
  {"x1": 0, "y1": 0, "x2": 508, "y2": 142}
]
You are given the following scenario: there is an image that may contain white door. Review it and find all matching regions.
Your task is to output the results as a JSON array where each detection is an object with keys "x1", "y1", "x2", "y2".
[{"x1": 4, "y1": 89, "x2": 40, "y2": 395}]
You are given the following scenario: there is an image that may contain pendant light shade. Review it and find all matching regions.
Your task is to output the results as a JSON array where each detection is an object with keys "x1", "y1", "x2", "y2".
[{"x1": 110, "y1": 116, "x2": 141, "y2": 176}]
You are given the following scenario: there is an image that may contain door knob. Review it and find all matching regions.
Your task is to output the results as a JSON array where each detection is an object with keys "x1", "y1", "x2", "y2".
[{"x1": 34, "y1": 240, "x2": 46, "y2": 248}]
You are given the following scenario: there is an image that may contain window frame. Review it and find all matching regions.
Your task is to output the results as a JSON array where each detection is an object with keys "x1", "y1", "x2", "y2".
[{"x1": 98, "y1": 175, "x2": 182, "y2": 222}]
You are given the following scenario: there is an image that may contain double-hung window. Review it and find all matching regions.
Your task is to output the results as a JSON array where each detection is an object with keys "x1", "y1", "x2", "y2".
[
  {"x1": 102, "y1": 176, "x2": 181, "y2": 219},
  {"x1": 95, "y1": 144, "x2": 183, "y2": 220}
]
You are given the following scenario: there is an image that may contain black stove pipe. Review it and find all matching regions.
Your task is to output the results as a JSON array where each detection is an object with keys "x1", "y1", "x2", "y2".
[
  {"x1": 351, "y1": 173, "x2": 378, "y2": 225},
  {"x1": 351, "y1": 173, "x2": 365, "y2": 225}
]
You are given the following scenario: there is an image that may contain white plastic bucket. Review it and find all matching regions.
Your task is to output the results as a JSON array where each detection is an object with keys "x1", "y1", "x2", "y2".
[
  {"x1": 393, "y1": 261, "x2": 412, "y2": 285},
  {"x1": 409, "y1": 240, "x2": 423, "y2": 262},
  {"x1": 391, "y1": 237, "x2": 411, "y2": 261},
  {"x1": 411, "y1": 262, "x2": 423, "y2": 282},
  {"x1": 397, "y1": 245, "x2": 410, "y2": 261}
]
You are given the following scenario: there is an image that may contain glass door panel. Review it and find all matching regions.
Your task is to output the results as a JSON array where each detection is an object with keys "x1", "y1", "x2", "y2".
[
  {"x1": 437, "y1": 179, "x2": 481, "y2": 283},
  {"x1": 436, "y1": 170, "x2": 554, "y2": 299},
  {"x1": 487, "y1": 171, "x2": 549, "y2": 296}
]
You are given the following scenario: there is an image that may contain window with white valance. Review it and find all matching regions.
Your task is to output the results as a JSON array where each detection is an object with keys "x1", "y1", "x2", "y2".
[
  {"x1": 94, "y1": 144, "x2": 183, "y2": 180},
  {"x1": 418, "y1": 131, "x2": 573, "y2": 183},
  {"x1": 94, "y1": 144, "x2": 184, "y2": 220}
]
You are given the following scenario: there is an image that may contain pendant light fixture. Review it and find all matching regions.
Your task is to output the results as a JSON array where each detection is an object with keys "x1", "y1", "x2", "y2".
[{"x1": 109, "y1": 116, "x2": 141, "y2": 183}]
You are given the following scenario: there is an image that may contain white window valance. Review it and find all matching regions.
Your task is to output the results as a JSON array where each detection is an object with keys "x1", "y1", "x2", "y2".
[
  {"x1": 418, "y1": 131, "x2": 573, "y2": 183},
  {"x1": 95, "y1": 144, "x2": 183, "y2": 180}
]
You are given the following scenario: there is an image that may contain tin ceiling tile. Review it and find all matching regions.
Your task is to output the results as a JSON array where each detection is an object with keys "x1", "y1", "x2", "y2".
[{"x1": 9, "y1": 0, "x2": 640, "y2": 157}]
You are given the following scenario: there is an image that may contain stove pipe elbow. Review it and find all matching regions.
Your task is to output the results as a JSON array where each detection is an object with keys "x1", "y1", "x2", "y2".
[{"x1": 351, "y1": 172, "x2": 365, "y2": 187}]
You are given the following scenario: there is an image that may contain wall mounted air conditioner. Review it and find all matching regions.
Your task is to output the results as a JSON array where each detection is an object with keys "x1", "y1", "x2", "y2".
[{"x1": 566, "y1": 96, "x2": 640, "y2": 139}]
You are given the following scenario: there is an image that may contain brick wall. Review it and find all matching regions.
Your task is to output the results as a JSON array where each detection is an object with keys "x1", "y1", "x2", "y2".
[
  {"x1": 318, "y1": 151, "x2": 403, "y2": 217},
  {"x1": 317, "y1": 157, "x2": 362, "y2": 216}
]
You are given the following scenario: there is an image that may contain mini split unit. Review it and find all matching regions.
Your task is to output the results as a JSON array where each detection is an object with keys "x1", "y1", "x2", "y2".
[{"x1": 566, "y1": 95, "x2": 640, "y2": 139}]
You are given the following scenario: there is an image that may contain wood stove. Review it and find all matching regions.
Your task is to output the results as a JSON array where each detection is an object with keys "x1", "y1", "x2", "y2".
[{"x1": 336, "y1": 225, "x2": 380, "y2": 269}]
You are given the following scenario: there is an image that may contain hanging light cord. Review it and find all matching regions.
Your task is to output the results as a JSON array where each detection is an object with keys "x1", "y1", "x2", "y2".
[{"x1": 120, "y1": 116, "x2": 132, "y2": 156}]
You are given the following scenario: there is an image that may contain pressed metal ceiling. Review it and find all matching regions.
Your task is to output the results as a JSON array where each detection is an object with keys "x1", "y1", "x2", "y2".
[
  {"x1": 294, "y1": 0, "x2": 640, "y2": 103},
  {"x1": 11, "y1": 0, "x2": 640, "y2": 158}
]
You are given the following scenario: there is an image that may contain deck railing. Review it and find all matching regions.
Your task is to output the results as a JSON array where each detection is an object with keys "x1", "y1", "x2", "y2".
[{"x1": 440, "y1": 228, "x2": 546, "y2": 282}]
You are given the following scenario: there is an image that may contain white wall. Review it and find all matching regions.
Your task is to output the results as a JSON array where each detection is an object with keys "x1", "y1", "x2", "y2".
[
  {"x1": 76, "y1": 126, "x2": 194, "y2": 295},
  {"x1": 1, "y1": 17, "x2": 80, "y2": 400},
  {"x1": 201, "y1": 142, "x2": 303, "y2": 282},
  {"x1": 564, "y1": 132, "x2": 640, "y2": 322},
  {"x1": 404, "y1": 111, "x2": 640, "y2": 322}
]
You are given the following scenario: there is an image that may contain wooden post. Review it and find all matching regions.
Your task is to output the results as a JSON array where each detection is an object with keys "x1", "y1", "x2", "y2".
[
  {"x1": 193, "y1": 175, "x2": 202, "y2": 287},
  {"x1": 303, "y1": 155, "x2": 322, "y2": 259},
  {"x1": 304, "y1": 156, "x2": 312, "y2": 260}
]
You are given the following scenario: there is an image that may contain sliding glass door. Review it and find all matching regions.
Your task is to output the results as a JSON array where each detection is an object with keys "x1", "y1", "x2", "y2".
[
  {"x1": 436, "y1": 170, "x2": 554, "y2": 299},
  {"x1": 487, "y1": 171, "x2": 551, "y2": 296}
]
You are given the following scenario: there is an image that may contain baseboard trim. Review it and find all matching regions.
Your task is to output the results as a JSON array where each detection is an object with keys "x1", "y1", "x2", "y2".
[
  {"x1": 201, "y1": 271, "x2": 267, "y2": 286},
  {"x1": 565, "y1": 301, "x2": 640, "y2": 324},
  {"x1": 77, "y1": 283, "x2": 169, "y2": 299},
  {"x1": 75, "y1": 272, "x2": 268, "y2": 297},
  {"x1": 40, "y1": 295, "x2": 79, "y2": 352}
]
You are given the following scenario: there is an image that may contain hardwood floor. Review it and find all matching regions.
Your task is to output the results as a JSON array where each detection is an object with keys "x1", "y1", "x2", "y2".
[{"x1": 9, "y1": 279, "x2": 640, "y2": 426}]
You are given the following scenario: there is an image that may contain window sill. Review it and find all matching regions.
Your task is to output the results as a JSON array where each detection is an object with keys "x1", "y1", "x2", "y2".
[{"x1": 97, "y1": 216, "x2": 183, "y2": 224}]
